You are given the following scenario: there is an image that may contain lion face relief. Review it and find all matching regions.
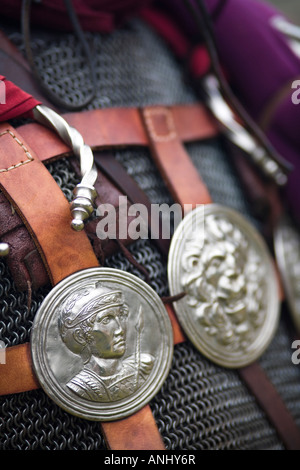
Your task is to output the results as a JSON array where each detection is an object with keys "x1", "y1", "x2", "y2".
[{"x1": 181, "y1": 214, "x2": 266, "y2": 352}]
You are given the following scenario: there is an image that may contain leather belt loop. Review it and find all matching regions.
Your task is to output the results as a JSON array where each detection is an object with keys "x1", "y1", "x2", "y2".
[{"x1": 140, "y1": 106, "x2": 212, "y2": 209}]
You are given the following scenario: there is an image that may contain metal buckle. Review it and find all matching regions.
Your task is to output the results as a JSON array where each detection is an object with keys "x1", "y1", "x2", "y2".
[
  {"x1": 31, "y1": 268, "x2": 173, "y2": 421},
  {"x1": 168, "y1": 204, "x2": 280, "y2": 368}
]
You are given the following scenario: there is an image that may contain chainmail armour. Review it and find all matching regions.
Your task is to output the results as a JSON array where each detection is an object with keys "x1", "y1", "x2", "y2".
[{"x1": 1, "y1": 19, "x2": 300, "y2": 450}]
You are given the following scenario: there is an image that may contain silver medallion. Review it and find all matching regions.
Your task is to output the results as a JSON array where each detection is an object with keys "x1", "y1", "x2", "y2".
[
  {"x1": 274, "y1": 216, "x2": 300, "y2": 333},
  {"x1": 168, "y1": 204, "x2": 280, "y2": 368},
  {"x1": 31, "y1": 267, "x2": 173, "y2": 421}
]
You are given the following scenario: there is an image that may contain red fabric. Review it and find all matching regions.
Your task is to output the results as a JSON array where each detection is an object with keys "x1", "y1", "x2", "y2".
[
  {"x1": 189, "y1": 46, "x2": 211, "y2": 78},
  {"x1": 1, "y1": 0, "x2": 152, "y2": 33},
  {"x1": 140, "y1": 8, "x2": 190, "y2": 59},
  {"x1": 0, "y1": 76, "x2": 40, "y2": 122}
]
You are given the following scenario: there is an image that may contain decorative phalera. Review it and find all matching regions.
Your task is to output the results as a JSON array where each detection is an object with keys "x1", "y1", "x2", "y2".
[
  {"x1": 31, "y1": 268, "x2": 173, "y2": 421},
  {"x1": 168, "y1": 204, "x2": 280, "y2": 368}
]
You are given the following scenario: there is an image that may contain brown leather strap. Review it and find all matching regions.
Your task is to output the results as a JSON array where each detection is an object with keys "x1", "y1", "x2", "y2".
[
  {"x1": 0, "y1": 344, "x2": 40, "y2": 396},
  {"x1": 14, "y1": 103, "x2": 218, "y2": 164},
  {"x1": 140, "y1": 106, "x2": 212, "y2": 208},
  {"x1": 239, "y1": 362, "x2": 300, "y2": 450},
  {"x1": 94, "y1": 151, "x2": 170, "y2": 258},
  {"x1": 102, "y1": 405, "x2": 165, "y2": 450},
  {"x1": 258, "y1": 75, "x2": 300, "y2": 132},
  {"x1": 0, "y1": 343, "x2": 165, "y2": 450},
  {"x1": 0, "y1": 123, "x2": 99, "y2": 285},
  {"x1": 0, "y1": 156, "x2": 135, "y2": 291},
  {"x1": 0, "y1": 302, "x2": 185, "y2": 395},
  {"x1": 141, "y1": 105, "x2": 300, "y2": 450}
]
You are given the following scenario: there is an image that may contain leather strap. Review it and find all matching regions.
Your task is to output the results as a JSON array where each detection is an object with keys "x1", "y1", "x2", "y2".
[
  {"x1": 0, "y1": 99, "x2": 217, "y2": 292},
  {"x1": 0, "y1": 123, "x2": 99, "y2": 286},
  {"x1": 140, "y1": 106, "x2": 212, "y2": 208},
  {"x1": 141, "y1": 105, "x2": 300, "y2": 450},
  {"x1": 0, "y1": 29, "x2": 296, "y2": 447},
  {"x1": 258, "y1": 75, "x2": 300, "y2": 132},
  {"x1": 0, "y1": 146, "x2": 170, "y2": 292},
  {"x1": 239, "y1": 363, "x2": 300, "y2": 450}
]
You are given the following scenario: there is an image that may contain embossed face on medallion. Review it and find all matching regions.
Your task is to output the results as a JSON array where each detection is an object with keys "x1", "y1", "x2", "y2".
[
  {"x1": 168, "y1": 204, "x2": 280, "y2": 368},
  {"x1": 31, "y1": 268, "x2": 173, "y2": 420},
  {"x1": 57, "y1": 284, "x2": 154, "y2": 403}
]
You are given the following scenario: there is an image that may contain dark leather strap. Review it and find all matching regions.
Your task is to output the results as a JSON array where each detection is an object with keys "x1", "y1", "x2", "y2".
[
  {"x1": 258, "y1": 75, "x2": 300, "y2": 132},
  {"x1": 239, "y1": 362, "x2": 300, "y2": 450},
  {"x1": 94, "y1": 151, "x2": 170, "y2": 258}
]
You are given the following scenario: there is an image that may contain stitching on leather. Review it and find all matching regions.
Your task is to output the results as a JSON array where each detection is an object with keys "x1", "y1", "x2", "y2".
[
  {"x1": 0, "y1": 130, "x2": 34, "y2": 172},
  {"x1": 144, "y1": 107, "x2": 177, "y2": 142}
]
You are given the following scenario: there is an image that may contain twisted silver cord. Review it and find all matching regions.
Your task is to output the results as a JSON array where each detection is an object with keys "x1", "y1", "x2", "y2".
[{"x1": 33, "y1": 105, "x2": 97, "y2": 231}]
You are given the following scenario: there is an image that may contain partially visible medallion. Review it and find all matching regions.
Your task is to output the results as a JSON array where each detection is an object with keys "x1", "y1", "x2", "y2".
[
  {"x1": 274, "y1": 216, "x2": 300, "y2": 333},
  {"x1": 168, "y1": 204, "x2": 280, "y2": 368},
  {"x1": 31, "y1": 268, "x2": 173, "y2": 421}
]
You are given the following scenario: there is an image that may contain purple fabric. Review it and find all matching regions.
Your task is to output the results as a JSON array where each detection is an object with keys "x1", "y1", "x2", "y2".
[
  {"x1": 1, "y1": 0, "x2": 153, "y2": 33},
  {"x1": 162, "y1": 0, "x2": 300, "y2": 222},
  {"x1": 163, "y1": 0, "x2": 300, "y2": 117},
  {"x1": 202, "y1": 0, "x2": 300, "y2": 118}
]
